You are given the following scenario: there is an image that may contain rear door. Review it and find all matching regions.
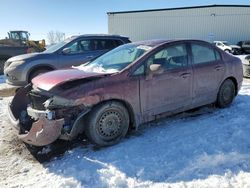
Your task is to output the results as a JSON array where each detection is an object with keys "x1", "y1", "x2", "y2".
[
  {"x1": 138, "y1": 43, "x2": 193, "y2": 118},
  {"x1": 190, "y1": 42, "x2": 225, "y2": 106}
]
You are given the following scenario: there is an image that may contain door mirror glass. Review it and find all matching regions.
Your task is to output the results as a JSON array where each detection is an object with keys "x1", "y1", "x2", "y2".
[{"x1": 62, "y1": 47, "x2": 71, "y2": 54}]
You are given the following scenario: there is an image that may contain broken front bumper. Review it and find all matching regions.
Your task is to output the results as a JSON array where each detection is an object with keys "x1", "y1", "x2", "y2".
[
  {"x1": 8, "y1": 85, "x2": 91, "y2": 146},
  {"x1": 8, "y1": 103, "x2": 64, "y2": 146},
  {"x1": 7, "y1": 85, "x2": 66, "y2": 146}
]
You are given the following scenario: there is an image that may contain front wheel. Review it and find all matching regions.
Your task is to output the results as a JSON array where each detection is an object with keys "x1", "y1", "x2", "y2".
[
  {"x1": 224, "y1": 49, "x2": 231, "y2": 53},
  {"x1": 217, "y1": 79, "x2": 236, "y2": 108},
  {"x1": 85, "y1": 101, "x2": 129, "y2": 146}
]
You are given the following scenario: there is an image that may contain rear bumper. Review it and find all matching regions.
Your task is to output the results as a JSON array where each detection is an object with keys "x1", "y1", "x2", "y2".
[{"x1": 8, "y1": 101, "x2": 64, "y2": 146}]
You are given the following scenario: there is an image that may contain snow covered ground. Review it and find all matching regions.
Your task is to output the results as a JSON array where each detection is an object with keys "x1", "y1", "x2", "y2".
[{"x1": 1, "y1": 80, "x2": 250, "y2": 188}]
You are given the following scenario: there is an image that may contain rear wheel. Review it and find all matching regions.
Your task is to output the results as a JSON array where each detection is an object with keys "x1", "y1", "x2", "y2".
[
  {"x1": 224, "y1": 49, "x2": 230, "y2": 53},
  {"x1": 217, "y1": 79, "x2": 236, "y2": 108},
  {"x1": 28, "y1": 68, "x2": 52, "y2": 82},
  {"x1": 85, "y1": 101, "x2": 129, "y2": 146}
]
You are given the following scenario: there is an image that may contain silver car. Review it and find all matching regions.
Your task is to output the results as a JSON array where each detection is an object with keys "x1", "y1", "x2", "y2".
[{"x1": 4, "y1": 34, "x2": 131, "y2": 86}]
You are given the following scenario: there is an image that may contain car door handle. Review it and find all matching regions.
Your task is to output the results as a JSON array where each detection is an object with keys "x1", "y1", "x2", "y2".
[
  {"x1": 214, "y1": 65, "x2": 223, "y2": 71},
  {"x1": 180, "y1": 73, "x2": 191, "y2": 79}
]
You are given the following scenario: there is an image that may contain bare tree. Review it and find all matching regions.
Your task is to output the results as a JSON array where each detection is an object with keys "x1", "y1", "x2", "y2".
[
  {"x1": 47, "y1": 31, "x2": 56, "y2": 45},
  {"x1": 47, "y1": 30, "x2": 65, "y2": 45},
  {"x1": 55, "y1": 31, "x2": 65, "y2": 43}
]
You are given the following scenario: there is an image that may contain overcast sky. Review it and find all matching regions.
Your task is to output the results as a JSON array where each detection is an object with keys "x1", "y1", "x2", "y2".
[{"x1": 0, "y1": 0, "x2": 249, "y2": 40}]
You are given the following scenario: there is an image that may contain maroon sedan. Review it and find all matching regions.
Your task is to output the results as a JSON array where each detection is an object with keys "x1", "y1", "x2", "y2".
[{"x1": 8, "y1": 39, "x2": 243, "y2": 147}]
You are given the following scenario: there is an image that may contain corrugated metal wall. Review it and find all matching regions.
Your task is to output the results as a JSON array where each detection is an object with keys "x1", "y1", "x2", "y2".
[{"x1": 108, "y1": 6, "x2": 250, "y2": 44}]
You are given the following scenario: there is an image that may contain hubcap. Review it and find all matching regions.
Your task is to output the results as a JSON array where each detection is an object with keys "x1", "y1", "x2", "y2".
[{"x1": 97, "y1": 110, "x2": 123, "y2": 140}]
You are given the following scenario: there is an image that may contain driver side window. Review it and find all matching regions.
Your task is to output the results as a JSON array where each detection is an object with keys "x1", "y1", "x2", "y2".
[
  {"x1": 132, "y1": 44, "x2": 188, "y2": 76},
  {"x1": 146, "y1": 44, "x2": 188, "y2": 73}
]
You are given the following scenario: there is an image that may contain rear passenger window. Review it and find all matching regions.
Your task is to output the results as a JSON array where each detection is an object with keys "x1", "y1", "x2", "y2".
[{"x1": 191, "y1": 44, "x2": 217, "y2": 64}]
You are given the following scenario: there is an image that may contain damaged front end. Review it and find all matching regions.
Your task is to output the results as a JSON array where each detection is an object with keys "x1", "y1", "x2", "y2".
[{"x1": 8, "y1": 85, "x2": 90, "y2": 146}]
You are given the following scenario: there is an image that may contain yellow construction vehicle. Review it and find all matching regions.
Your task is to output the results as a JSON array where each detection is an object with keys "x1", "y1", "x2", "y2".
[
  {"x1": 0, "y1": 30, "x2": 46, "y2": 53},
  {"x1": 0, "y1": 30, "x2": 46, "y2": 74}
]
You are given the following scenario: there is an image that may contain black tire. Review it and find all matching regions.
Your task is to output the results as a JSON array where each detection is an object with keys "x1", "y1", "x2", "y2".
[
  {"x1": 217, "y1": 79, "x2": 236, "y2": 108},
  {"x1": 224, "y1": 49, "x2": 230, "y2": 53},
  {"x1": 28, "y1": 68, "x2": 51, "y2": 82},
  {"x1": 85, "y1": 101, "x2": 129, "y2": 146}
]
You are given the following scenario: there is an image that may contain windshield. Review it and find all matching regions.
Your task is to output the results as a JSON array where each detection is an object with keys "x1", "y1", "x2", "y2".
[
  {"x1": 44, "y1": 41, "x2": 67, "y2": 53},
  {"x1": 44, "y1": 38, "x2": 73, "y2": 53},
  {"x1": 74, "y1": 43, "x2": 152, "y2": 73}
]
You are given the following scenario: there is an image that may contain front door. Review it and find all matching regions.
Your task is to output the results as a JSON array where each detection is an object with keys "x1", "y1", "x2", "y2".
[{"x1": 139, "y1": 43, "x2": 193, "y2": 118}]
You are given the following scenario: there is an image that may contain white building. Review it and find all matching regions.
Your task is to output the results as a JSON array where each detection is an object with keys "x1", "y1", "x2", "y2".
[{"x1": 108, "y1": 5, "x2": 250, "y2": 44}]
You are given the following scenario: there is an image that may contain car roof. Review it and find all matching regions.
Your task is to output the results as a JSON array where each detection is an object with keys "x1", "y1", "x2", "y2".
[
  {"x1": 131, "y1": 39, "x2": 173, "y2": 47},
  {"x1": 131, "y1": 39, "x2": 211, "y2": 48},
  {"x1": 71, "y1": 34, "x2": 129, "y2": 39}
]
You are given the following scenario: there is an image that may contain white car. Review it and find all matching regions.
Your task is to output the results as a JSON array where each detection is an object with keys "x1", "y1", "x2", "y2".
[{"x1": 213, "y1": 41, "x2": 232, "y2": 53}]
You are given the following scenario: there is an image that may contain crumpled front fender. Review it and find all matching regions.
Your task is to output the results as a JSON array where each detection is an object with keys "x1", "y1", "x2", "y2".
[{"x1": 18, "y1": 117, "x2": 64, "y2": 146}]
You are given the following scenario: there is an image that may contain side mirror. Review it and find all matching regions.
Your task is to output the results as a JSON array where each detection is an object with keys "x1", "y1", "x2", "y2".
[
  {"x1": 149, "y1": 64, "x2": 162, "y2": 73},
  {"x1": 146, "y1": 64, "x2": 162, "y2": 80},
  {"x1": 62, "y1": 48, "x2": 71, "y2": 54}
]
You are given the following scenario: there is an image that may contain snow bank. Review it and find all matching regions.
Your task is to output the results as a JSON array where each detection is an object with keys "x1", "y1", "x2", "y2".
[{"x1": 1, "y1": 80, "x2": 250, "y2": 187}]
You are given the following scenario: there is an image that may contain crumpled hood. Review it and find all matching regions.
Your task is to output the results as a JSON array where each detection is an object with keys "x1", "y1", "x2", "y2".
[{"x1": 32, "y1": 69, "x2": 108, "y2": 91}]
